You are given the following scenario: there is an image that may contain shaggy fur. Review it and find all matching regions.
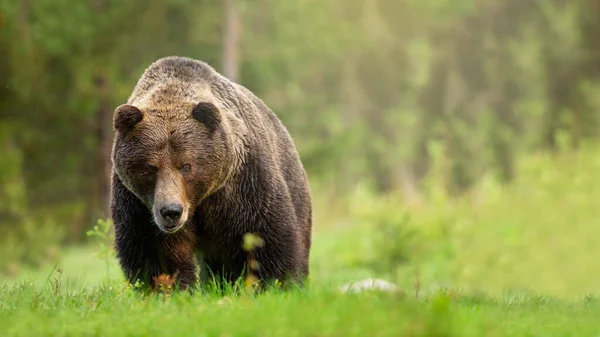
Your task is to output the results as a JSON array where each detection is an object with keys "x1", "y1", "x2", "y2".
[{"x1": 110, "y1": 56, "x2": 312, "y2": 290}]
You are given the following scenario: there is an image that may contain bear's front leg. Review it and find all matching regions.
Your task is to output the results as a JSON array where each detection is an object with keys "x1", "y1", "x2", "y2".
[
  {"x1": 250, "y1": 228, "x2": 309, "y2": 289},
  {"x1": 152, "y1": 230, "x2": 199, "y2": 291},
  {"x1": 111, "y1": 173, "x2": 198, "y2": 291}
]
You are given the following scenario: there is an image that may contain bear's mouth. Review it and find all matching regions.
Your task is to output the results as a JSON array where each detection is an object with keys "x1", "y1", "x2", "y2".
[{"x1": 156, "y1": 221, "x2": 186, "y2": 234}]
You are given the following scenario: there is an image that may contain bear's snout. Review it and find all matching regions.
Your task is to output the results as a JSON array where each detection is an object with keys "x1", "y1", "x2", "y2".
[
  {"x1": 160, "y1": 203, "x2": 183, "y2": 224},
  {"x1": 153, "y1": 200, "x2": 188, "y2": 233},
  {"x1": 152, "y1": 170, "x2": 189, "y2": 233}
]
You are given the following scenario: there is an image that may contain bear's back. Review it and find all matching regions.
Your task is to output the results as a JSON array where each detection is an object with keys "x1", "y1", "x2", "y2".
[{"x1": 126, "y1": 56, "x2": 217, "y2": 104}]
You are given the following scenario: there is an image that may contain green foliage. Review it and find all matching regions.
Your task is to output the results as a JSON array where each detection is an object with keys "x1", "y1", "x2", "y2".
[
  {"x1": 308, "y1": 143, "x2": 600, "y2": 300},
  {"x1": 19, "y1": 218, "x2": 65, "y2": 267},
  {"x1": 342, "y1": 185, "x2": 421, "y2": 282},
  {"x1": 0, "y1": 124, "x2": 26, "y2": 217},
  {"x1": 86, "y1": 218, "x2": 115, "y2": 280},
  {"x1": 0, "y1": 122, "x2": 65, "y2": 274},
  {"x1": 0, "y1": 217, "x2": 65, "y2": 278}
]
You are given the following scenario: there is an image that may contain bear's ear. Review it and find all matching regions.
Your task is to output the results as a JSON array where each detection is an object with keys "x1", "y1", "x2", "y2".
[
  {"x1": 114, "y1": 104, "x2": 144, "y2": 133},
  {"x1": 192, "y1": 102, "x2": 221, "y2": 132}
]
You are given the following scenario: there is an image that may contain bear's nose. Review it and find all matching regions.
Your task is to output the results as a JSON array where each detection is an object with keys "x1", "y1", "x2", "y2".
[{"x1": 160, "y1": 204, "x2": 183, "y2": 223}]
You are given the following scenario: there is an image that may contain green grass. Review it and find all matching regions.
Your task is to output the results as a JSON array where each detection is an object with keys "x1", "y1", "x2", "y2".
[
  {"x1": 4, "y1": 144, "x2": 600, "y2": 335},
  {"x1": 1, "y1": 271, "x2": 600, "y2": 336}
]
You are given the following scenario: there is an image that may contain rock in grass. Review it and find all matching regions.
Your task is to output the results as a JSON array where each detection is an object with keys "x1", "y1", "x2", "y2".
[{"x1": 338, "y1": 278, "x2": 401, "y2": 294}]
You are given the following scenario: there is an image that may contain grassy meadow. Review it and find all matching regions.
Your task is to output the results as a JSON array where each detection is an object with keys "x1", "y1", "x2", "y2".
[
  {"x1": 3, "y1": 1, "x2": 600, "y2": 335},
  {"x1": 2, "y1": 143, "x2": 600, "y2": 336}
]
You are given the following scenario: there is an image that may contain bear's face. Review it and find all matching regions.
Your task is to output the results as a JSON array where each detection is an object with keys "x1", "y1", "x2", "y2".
[{"x1": 112, "y1": 101, "x2": 234, "y2": 234}]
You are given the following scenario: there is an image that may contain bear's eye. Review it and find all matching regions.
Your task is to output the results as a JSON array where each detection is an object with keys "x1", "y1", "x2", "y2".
[
  {"x1": 145, "y1": 164, "x2": 158, "y2": 173},
  {"x1": 180, "y1": 163, "x2": 192, "y2": 173}
]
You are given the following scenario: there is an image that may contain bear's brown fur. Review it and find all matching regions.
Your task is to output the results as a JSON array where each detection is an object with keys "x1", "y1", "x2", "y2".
[{"x1": 110, "y1": 56, "x2": 312, "y2": 290}]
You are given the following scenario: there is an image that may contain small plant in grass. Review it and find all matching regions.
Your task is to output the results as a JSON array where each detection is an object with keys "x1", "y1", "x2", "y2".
[
  {"x1": 242, "y1": 232, "x2": 265, "y2": 293},
  {"x1": 353, "y1": 191, "x2": 421, "y2": 284},
  {"x1": 152, "y1": 272, "x2": 180, "y2": 301},
  {"x1": 372, "y1": 211, "x2": 417, "y2": 283},
  {"x1": 86, "y1": 218, "x2": 115, "y2": 280},
  {"x1": 48, "y1": 267, "x2": 63, "y2": 297}
]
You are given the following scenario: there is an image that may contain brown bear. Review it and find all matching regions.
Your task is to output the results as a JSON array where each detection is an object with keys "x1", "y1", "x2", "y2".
[{"x1": 109, "y1": 56, "x2": 312, "y2": 291}]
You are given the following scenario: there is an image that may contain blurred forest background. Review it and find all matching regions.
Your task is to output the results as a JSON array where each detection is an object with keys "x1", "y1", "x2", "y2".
[{"x1": 1, "y1": 0, "x2": 600, "y2": 296}]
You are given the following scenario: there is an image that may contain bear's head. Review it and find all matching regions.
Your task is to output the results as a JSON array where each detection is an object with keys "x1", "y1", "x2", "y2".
[{"x1": 111, "y1": 100, "x2": 238, "y2": 234}]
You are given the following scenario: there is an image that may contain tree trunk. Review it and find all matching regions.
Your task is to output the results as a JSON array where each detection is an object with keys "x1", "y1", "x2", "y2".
[
  {"x1": 222, "y1": 0, "x2": 240, "y2": 82},
  {"x1": 91, "y1": 0, "x2": 112, "y2": 220},
  {"x1": 96, "y1": 74, "x2": 113, "y2": 219}
]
